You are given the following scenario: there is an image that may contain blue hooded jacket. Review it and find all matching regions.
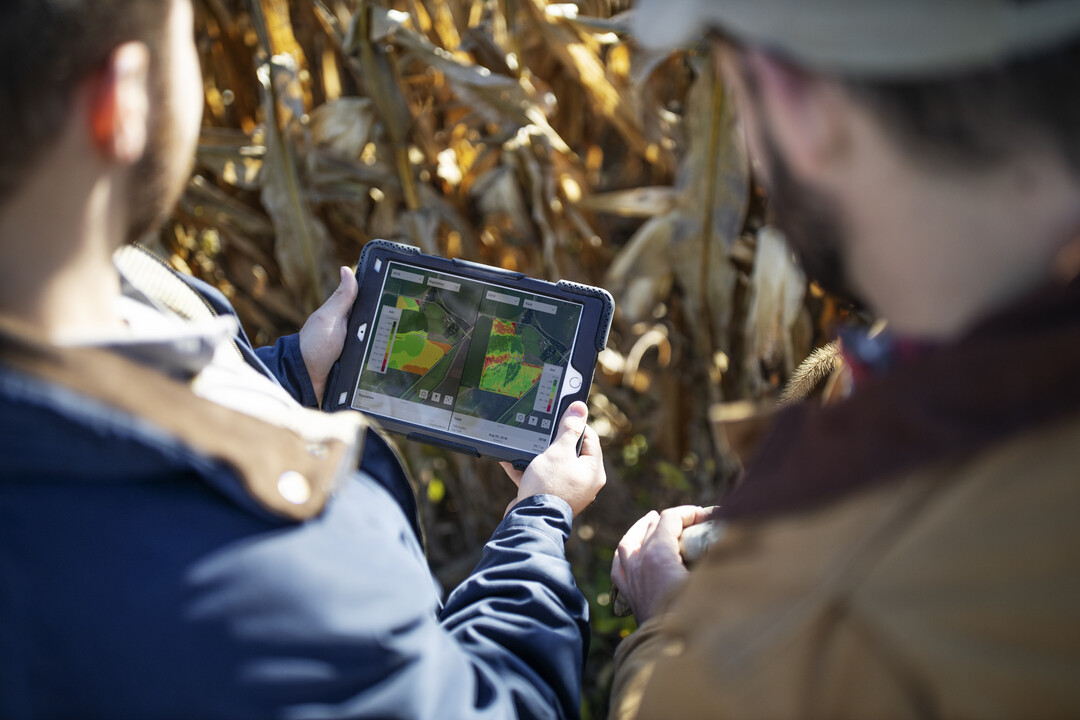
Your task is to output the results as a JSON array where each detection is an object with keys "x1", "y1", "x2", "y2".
[{"x1": 0, "y1": 273, "x2": 589, "y2": 719}]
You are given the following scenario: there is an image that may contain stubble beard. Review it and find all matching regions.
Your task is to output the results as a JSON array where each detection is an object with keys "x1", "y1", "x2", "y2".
[
  {"x1": 124, "y1": 58, "x2": 193, "y2": 245},
  {"x1": 761, "y1": 130, "x2": 866, "y2": 309}
]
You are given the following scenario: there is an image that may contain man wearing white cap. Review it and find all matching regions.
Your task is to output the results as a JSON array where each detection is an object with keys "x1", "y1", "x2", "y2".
[{"x1": 610, "y1": 1, "x2": 1080, "y2": 716}]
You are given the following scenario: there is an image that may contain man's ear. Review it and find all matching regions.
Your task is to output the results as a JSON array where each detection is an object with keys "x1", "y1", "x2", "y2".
[
  {"x1": 88, "y1": 42, "x2": 151, "y2": 165},
  {"x1": 744, "y1": 50, "x2": 848, "y2": 180}
]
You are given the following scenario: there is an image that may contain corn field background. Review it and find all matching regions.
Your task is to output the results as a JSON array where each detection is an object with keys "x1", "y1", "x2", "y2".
[{"x1": 153, "y1": 0, "x2": 853, "y2": 715}]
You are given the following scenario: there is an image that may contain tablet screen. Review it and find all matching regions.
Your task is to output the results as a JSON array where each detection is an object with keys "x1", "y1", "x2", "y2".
[{"x1": 350, "y1": 261, "x2": 584, "y2": 454}]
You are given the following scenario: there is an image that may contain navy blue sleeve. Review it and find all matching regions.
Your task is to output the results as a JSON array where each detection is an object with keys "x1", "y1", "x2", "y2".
[
  {"x1": 253, "y1": 334, "x2": 319, "y2": 408},
  {"x1": 179, "y1": 479, "x2": 586, "y2": 720},
  {"x1": 440, "y1": 495, "x2": 589, "y2": 720}
]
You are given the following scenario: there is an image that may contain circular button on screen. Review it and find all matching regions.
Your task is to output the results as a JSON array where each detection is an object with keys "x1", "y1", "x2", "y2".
[{"x1": 568, "y1": 375, "x2": 582, "y2": 390}]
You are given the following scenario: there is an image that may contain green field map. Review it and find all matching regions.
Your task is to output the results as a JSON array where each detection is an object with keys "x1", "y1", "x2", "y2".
[
  {"x1": 478, "y1": 318, "x2": 544, "y2": 398},
  {"x1": 387, "y1": 296, "x2": 454, "y2": 375},
  {"x1": 389, "y1": 330, "x2": 452, "y2": 375}
]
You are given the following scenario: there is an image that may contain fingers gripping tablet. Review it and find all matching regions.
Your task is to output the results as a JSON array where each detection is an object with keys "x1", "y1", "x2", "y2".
[{"x1": 327, "y1": 241, "x2": 614, "y2": 467}]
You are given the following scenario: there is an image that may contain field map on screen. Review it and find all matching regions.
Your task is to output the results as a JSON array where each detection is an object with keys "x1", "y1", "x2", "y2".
[{"x1": 351, "y1": 261, "x2": 583, "y2": 454}]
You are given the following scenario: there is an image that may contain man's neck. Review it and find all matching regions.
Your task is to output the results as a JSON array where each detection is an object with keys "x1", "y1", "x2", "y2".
[{"x1": 0, "y1": 132, "x2": 129, "y2": 339}]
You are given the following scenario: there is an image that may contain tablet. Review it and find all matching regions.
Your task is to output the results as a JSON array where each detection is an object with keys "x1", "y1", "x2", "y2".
[{"x1": 326, "y1": 240, "x2": 614, "y2": 468}]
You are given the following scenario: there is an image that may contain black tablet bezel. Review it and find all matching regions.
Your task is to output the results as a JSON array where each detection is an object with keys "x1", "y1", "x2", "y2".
[{"x1": 326, "y1": 240, "x2": 613, "y2": 469}]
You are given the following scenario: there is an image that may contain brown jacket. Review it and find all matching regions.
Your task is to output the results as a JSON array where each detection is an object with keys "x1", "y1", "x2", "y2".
[
  {"x1": 611, "y1": 279, "x2": 1080, "y2": 719},
  {"x1": 612, "y1": 413, "x2": 1080, "y2": 718}
]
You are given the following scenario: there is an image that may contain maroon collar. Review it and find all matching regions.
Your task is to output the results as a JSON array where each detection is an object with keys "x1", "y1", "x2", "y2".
[{"x1": 719, "y1": 279, "x2": 1080, "y2": 521}]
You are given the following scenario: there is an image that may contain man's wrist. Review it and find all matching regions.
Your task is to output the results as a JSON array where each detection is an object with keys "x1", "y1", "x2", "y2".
[{"x1": 502, "y1": 494, "x2": 574, "y2": 529}]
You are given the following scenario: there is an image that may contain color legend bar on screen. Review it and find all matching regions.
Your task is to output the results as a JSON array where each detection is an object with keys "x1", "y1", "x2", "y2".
[
  {"x1": 533, "y1": 364, "x2": 564, "y2": 414},
  {"x1": 381, "y1": 321, "x2": 397, "y2": 371},
  {"x1": 367, "y1": 307, "x2": 402, "y2": 375}
]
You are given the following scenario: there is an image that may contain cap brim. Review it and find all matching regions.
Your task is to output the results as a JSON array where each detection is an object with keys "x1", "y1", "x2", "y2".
[{"x1": 632, "y1": 0, "x2": 1080, "y2": 76}]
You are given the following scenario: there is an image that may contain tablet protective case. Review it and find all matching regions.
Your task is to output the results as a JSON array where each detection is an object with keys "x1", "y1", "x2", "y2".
[{"x1": 326, "y1": 240, "x2": 614, "y2": 469}]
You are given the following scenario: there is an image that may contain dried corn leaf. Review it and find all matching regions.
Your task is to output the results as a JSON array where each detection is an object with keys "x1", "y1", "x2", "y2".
[
  {"x1": 560, "y1": 12, "x2": 630, "y2": 36},
  {"x1": 256, "y1": 48, "x2": 336, "y2": 309},
  {"x1": 472, "y1": 165, "x2": 534, "y2": 242},
  {"x1": 605, "y1": 213, "x2": 675, "y2": 323},
  {"x1": 461, "y1": 26, "x2": 516, "y2": 77},
  {"x1": 368, "y1": 186, "x2": 404, "y2": 239},
  {"x1": 669, "y1": 53, "x2": 748, "y2": 354},
  {"x1": 389, "y1": 12, "x2": 572, "y2": 154},
  {"x1": 577, "y1": 186, "x2": 677, "y2": 217},
  {"x1": 417, "y1": 184, "x2": 480, "y2": 255},
  {"x1": 744, "y1": 226, "x2": 808, "y2": 395},
  {"x1": 345, "y1": 1, "x2": 419, "y2": 209},
  {"x1": 429, "y1": 0, "x2": 462, "y2": 52},
  {"x1": 307, "y1": 147, "x2": 400, "y2": 190},
  {"x1": 508, "y1": 132, "x2": 563, "y2": 277},
  {"x1": 400, "y1": 208, "x2": 442, "y2": 255},
  {"x1": 181, "y1": 176, "x2": 274, "y2": 238},
  {"x1": 260, "y1": 0, "x2": 308, "y2": 64},
  {"x1": 308, "y1": 97, "x2": 378, "y2": 161},
  {"x1": 196, "y1": 128, "x2": 266, "y2": 191},
  {"x1": 521, "y1": 0, "x2": 656, "y2": 167}
]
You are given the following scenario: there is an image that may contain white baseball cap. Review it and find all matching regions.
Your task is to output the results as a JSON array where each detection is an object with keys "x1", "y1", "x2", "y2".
[{"x1": 632, "y1": 0, "x2": 1080, "y2": 76}]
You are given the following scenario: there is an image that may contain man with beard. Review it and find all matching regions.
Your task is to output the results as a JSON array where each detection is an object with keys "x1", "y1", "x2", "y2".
[
  {"x1": 0, "y1": 1, "x2": 606, "y2": 718},
  {"x1": 610, "y1": 1, "x2": 1080, "y2": 717}
]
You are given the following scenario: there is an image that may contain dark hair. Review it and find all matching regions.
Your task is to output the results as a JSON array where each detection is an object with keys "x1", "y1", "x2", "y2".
[
  {"x1": 0, "y1": 1, "x2": 171, "y2": 203},
  {"x1": 843, "y1": 35, "x2": 1080, "y2": 176}
]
